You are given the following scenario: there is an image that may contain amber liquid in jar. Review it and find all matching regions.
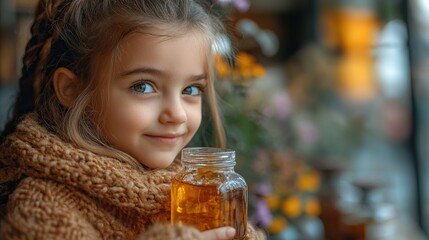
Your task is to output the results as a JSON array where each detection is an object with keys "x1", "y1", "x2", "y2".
[{"x1": 171, "y1": 147, "x2": 248, "y2": 240}]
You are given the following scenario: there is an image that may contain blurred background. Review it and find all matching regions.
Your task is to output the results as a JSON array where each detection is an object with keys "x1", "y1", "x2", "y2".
[{"x1": 2, "y1": 0, "x2": 429, "y2": 239}]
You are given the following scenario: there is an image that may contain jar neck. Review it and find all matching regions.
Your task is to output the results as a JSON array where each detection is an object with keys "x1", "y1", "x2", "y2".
[
  {"x1": 181, "y1": 147, "x2": 236, "y2": 169},
  {"x1": 184, "y1": 164, "x2": 235, "y2": 171}
]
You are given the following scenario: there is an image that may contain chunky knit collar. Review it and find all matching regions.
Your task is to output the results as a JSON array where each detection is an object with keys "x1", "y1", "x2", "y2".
[{"x1": 0, "y1": 114, "x2": 181, "y2": 216}]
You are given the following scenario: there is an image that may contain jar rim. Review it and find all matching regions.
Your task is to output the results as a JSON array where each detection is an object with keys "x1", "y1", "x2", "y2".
[{"x1": 181, "y1": 147, "x2": 236, "y2": 166}]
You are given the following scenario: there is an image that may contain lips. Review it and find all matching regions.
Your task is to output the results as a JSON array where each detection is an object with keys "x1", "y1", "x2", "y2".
[{"x1": 145, "y1": 133, "x2": 183, "y2": 145}]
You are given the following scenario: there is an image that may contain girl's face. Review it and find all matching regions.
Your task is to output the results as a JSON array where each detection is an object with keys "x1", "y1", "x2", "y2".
[{"x1": 101, "y1": 30, "x2": 207, "y2": 168}]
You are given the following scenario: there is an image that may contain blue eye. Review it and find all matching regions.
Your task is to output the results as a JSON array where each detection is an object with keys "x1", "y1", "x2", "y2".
[
  {"x1": 132, "y1": 82, "x2": 155, "y2": 94},
  {"x1": 183, "y1": 86, "x2": 202, "y2": 96}
]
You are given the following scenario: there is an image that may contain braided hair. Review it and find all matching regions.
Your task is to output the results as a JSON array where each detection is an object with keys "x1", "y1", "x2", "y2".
[
  {"x1": 1, "y1": 0, "x2": 227, "y2": 166},
  {"x1": 1, "y1": 0, "x2": 58, "y2": 142}
]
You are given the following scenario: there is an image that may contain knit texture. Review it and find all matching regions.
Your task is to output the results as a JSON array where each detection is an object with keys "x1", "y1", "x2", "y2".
[{"x1": 0, "y1": 114, "x2": 264, "y2": 239}]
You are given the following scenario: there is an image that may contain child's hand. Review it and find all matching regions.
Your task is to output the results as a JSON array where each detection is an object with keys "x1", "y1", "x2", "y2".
[{"x1": 201, "y1": 227, "x2": 236, "y2": 240}]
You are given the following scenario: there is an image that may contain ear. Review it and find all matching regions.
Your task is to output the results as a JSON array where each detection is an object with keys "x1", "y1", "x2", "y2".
[{"x1": 53, "y1": 67, "x2": 80, "y2": 107}]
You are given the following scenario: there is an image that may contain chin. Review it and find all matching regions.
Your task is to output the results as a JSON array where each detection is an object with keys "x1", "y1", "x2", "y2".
[{"x1": 136, "y1": 154, "x2": 177, "y2": 169}]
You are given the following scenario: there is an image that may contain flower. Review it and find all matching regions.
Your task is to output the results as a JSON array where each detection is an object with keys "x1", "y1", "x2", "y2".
[
  {"x1": 297, "y1": 170, "x2": 321, "y2": 192},
  {"x1": 214, "y1": 52, "x2": 265, "y2": 87},
  {"x1": 206, "y1": 3, "x2": 335, "y2": 238},
  {"x1": 248, "y1": 153, "x2": 322, "y2": 236},
  {"x1": 296, "y1": 119, "x2": 320, "y2": 145},
  {"x1": 305, "y1": 197, "x2": 321, "y2": 217},
  {"x1": 214, "y1": 54, "x2": 231, "y2": 78},
  {"x1": 267, "y1": 216, "x2": 288, "y2": 235},
  {"x1": 281, "y1": 195, "x2": 302, "y2": 219},
  {"x1": 266, "y1": 195, "x2": 280, "y2": 211},
  {"x1": 251, "y1": 196, "x2": 273, "y2": 228},
  {"x1": 214, "y1": 0, "x2": 251, "y2": 12}
]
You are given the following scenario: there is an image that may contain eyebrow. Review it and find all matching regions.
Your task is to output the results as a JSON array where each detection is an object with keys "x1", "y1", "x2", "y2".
[
  {"x1": 120, "y1": 67, "x2": 166, "y2": 77},
  {"x1": 120, "y1": 67, "x2": 207, "y2": 81}
]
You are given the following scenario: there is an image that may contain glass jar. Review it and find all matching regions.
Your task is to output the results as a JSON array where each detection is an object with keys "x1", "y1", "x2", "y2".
[
  {"x1": 342, "y1": 180, "x2": 397, "y2": 240},
  {"x1": 316, "y1": 161, "x2": 347, "y2": 240},
  {"x1": 171, "y1": 147, "x2": 248, "y2": 239}
]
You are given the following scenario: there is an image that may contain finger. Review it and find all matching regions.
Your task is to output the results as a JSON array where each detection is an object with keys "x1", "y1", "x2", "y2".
[{"x1": 201, "y1": 227, "x2": 236, "y2": 240}]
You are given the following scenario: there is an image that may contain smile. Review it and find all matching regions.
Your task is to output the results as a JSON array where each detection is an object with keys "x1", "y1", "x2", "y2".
[{"x1": 145, "y1": 134, "x2": 183, "y2": 145}]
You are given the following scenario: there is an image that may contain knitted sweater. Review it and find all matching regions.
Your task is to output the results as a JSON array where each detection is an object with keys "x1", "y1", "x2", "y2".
[{"x1": 0, "y1": 114, "x2": 263, "y2": 239}]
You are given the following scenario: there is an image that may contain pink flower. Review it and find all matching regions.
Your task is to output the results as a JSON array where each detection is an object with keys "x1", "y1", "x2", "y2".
[
  {"x1": 272, "y1": 92, "x2": 292, "y2": 120},
  {"x1": 215, "y1": 0, "x2": 250, "y2": 12},
  {"x1": 251, "y1": 199, "x2": 273, "y2": 228},
  {"x1": 260, "y1": 92, "x2": 293, "y2": 120},
  {"x1": 232, "y1": 0, "x2": 251, "y2": 11},
  {"x1": 297, "y1": 120, "x2": 319, "y2": 144},
  {"x1": 251, "y1": 182, "x2": 273, "y2": 227}
]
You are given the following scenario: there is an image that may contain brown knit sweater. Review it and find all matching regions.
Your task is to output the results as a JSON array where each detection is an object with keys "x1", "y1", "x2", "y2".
[{"x1": 0, "y1": 114, "x2": 264, "y2": 239}]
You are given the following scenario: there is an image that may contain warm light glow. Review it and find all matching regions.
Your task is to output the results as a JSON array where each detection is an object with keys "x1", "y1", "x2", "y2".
[{"x1": 337, "y1": 53, "x2": 377, "y2": 102}]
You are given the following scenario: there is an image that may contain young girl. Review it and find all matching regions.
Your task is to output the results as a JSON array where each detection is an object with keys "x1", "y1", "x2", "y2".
[{"x1": 0, "y1": 0, "x2": 264, "y2": 239}]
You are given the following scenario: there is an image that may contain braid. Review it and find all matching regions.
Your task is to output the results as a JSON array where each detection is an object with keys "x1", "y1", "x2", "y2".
[{"x1": 0, "y1": 0, "x2": 58, "y2": 142}]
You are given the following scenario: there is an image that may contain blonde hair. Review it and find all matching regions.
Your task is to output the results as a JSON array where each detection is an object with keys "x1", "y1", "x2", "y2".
[{"x1": 2, "y1": 0, "x2": 226, "y2": 167}]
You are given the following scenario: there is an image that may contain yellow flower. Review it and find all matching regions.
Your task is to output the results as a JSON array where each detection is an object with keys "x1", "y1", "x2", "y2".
[
  {"x1": 214, "y1": 51, "x2": 265, "y2": 86},
  {"x1": 297, "y1": 170, "x2": 320, "y2": 192},
  {"x1": 267, "y1": 216, "x2": 288, "y2": 234},
  {"x1": 281, "y1": 195, "x2": 302, "y2": 218},
  {"x1": 265, "y1": 195, "x2": 280, "y2": 211},
  {"x1": 235, "y1": 52, "x2": 255, "y2": 68},
  {"x1": 252, "y1": 64, "x2": 266, "y2": 78},
  {"x1": 305, "y1": 197, "x2": 321, "y2": 217},
  {"x1": 214, "y1": 54, "x2": 231, "y2": 78},
  {"x1": 237, "y1": 67, "x2": 253, "y2": 79}
]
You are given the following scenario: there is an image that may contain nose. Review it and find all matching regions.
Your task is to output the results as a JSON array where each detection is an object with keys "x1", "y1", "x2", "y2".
[{"x1": 159, "y1": 96, "x2": 187, "y2": 124}]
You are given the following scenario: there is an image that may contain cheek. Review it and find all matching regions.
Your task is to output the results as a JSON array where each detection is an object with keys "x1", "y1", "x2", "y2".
[
  {"x1": 188, "y1": 106, "x2": 202, "y2": 134},
  {"x1": 102, "y1": 99, "x2": 150, "y2": 140},
  {"x1": 113, "y1": 105, "x2": 147, "y2": 126}
]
